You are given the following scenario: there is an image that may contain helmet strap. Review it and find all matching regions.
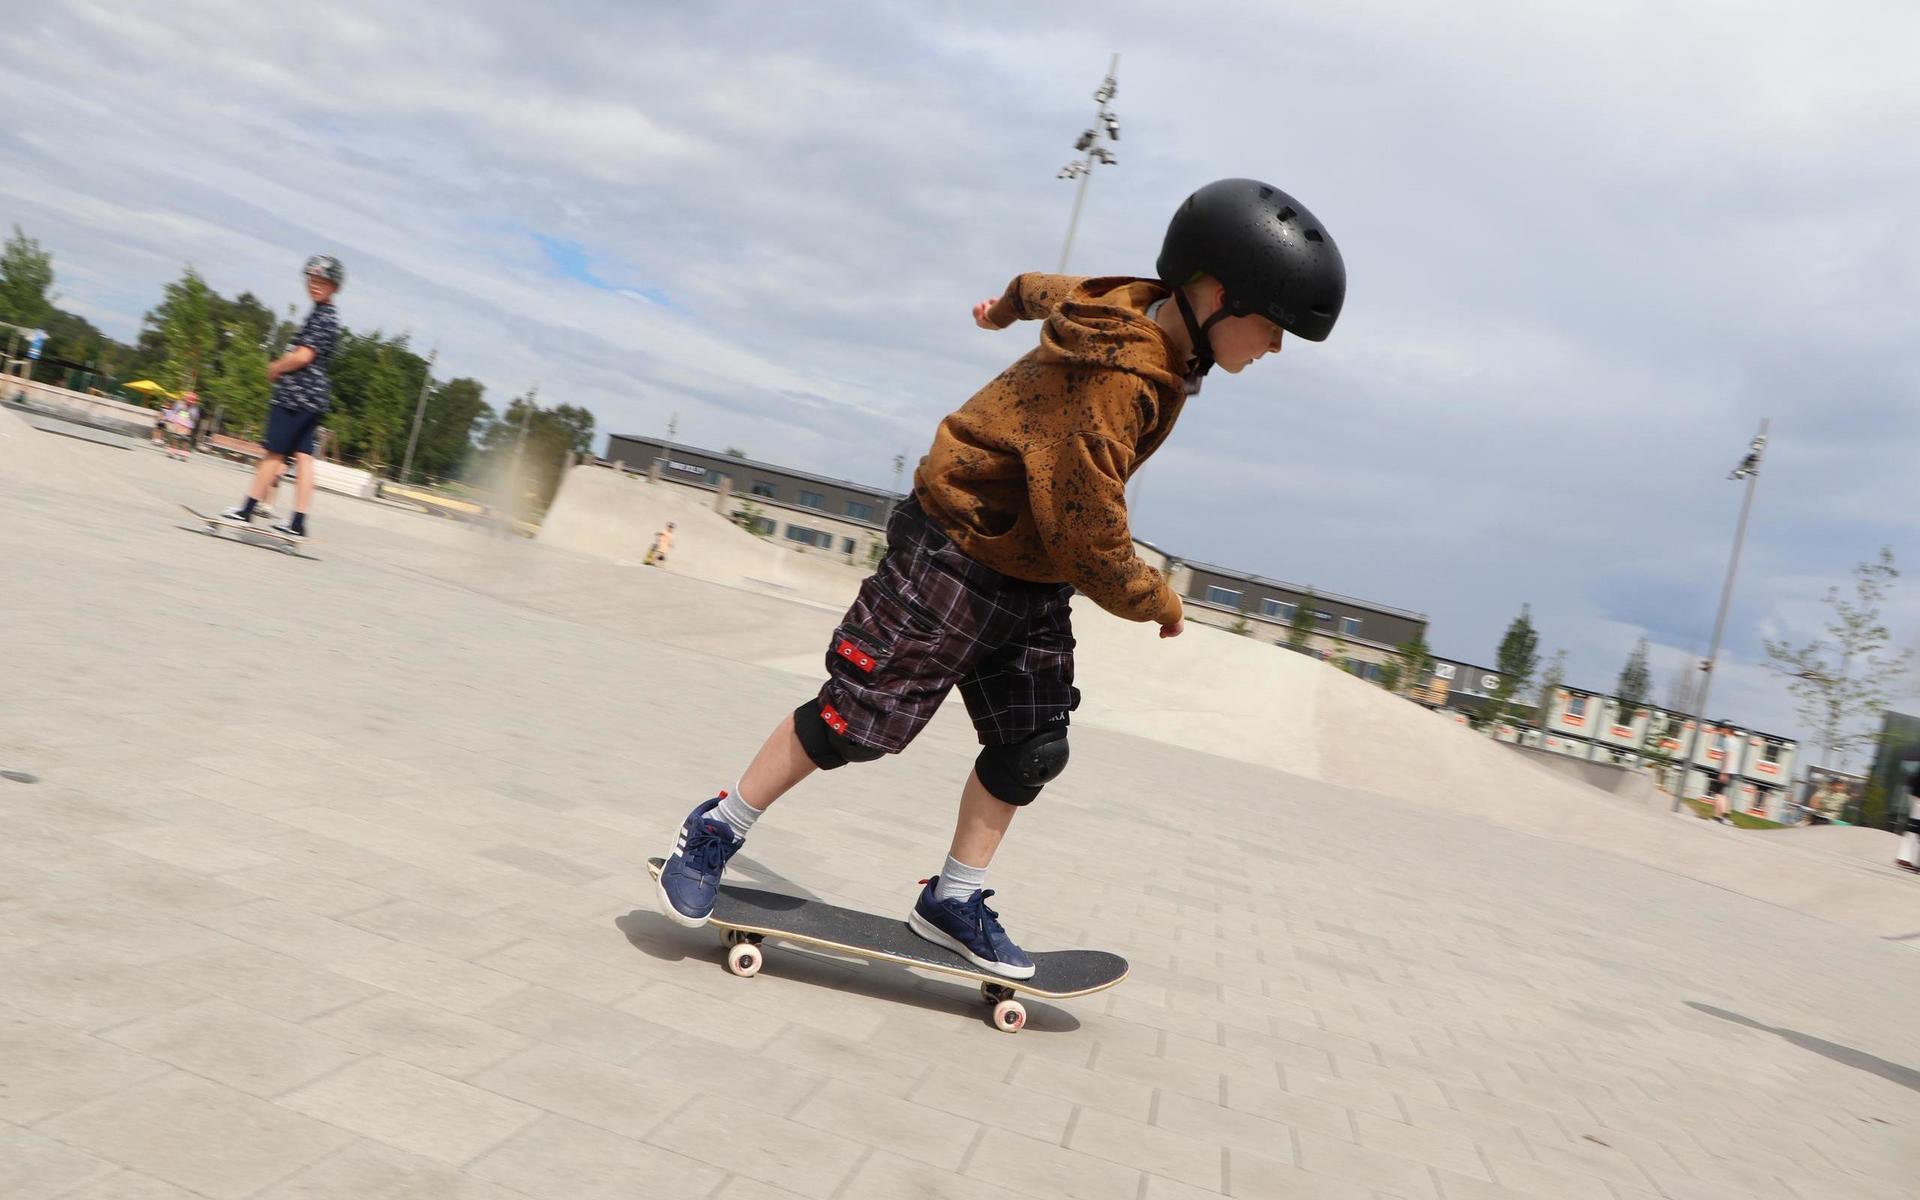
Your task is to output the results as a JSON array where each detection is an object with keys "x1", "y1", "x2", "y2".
[{"x1": 1170, "y1": 286, "x2": 1229, "y2": 390}]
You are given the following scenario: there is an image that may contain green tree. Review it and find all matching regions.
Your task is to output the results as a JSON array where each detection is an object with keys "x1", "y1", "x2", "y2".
[
  {"x1": 1491, "y1": 603, "x2": 1542, "y2": 726},
  {"x1": 1535, "y1": 648, "x2": 1567, "y2": 724},
  {"x1": 152, "y1": 267, "x2": 217, "y2": 392},
  {"x1": 1616, "y1": 637, "x2": 1652, "y2": 718},
  {"x1": 329, "y1": 331, "x2": 424, "y2": 468},
  {"x1": 1392, "y1": 633, "x2": 1435, "y2": 697},
  {"x1": 1287, "y1": 592, "x2": 1316, "y2": 651},
  {"x1": 409, "y1": 377, "x2": 490, "y2": 482},
  {"x1": 201, "y1": 322, "x2": 271, "y2": 438},
  {"x1": 1763, "y1": 547, "x2": 1914, "y2": 772},
  {"x1": 1376, "y1": 657, "x2": 1404, "y2": 693},
  {"x1": 478, "y1": 392, "x2": 597, "y2": 510},
  {"x1": 0, "y1": 225, "x2": 56, "y2": 330}
]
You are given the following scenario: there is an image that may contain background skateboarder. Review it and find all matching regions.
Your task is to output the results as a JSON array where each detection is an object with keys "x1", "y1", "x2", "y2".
[
  {"x1": 656, "y1": 178, "x2": 1347, "y2": 978},
  {"x1": 220, "y1": 255, "x2": 342, "y2": 541}
]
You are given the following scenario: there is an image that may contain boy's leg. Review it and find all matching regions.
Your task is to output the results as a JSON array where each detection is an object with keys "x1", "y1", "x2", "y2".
[{"x1": 292, "y1": 451, "x2": 316, "y2": 515}]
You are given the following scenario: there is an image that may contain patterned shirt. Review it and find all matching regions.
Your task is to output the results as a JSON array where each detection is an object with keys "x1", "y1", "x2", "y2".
[{"x1": 271, "y1": 300, "x2": 339, "y2": 414}]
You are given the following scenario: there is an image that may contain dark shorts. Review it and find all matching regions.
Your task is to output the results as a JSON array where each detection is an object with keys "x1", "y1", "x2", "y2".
[
  {"x1": 816, "y1": 495, "x2": 1077, "y2": 755},
  {"x1": 264, "y1": 406, "x2": 324, "y2": 457},
  {"x1": 1706, "y1": 777, "x2": 1728, "y2": 797}
]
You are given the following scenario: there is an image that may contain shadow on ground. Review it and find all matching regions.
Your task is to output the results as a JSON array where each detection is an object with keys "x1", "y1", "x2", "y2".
[{"x1": 1688, "y1": 1002, "x2": 1920, "y2": 1095}]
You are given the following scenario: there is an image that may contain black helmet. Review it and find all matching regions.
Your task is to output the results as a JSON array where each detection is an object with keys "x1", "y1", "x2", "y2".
[
  {"x1": 1157, "y1": 179, "x2": 1345, "y2": 343},
  {"x1": 303, "y1": 255, "x2": 345, "y2": 288}
]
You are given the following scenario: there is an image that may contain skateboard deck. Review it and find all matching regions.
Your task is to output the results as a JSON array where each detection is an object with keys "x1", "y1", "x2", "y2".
[
  {"x1": 181, "y1": 505, "x2": 310, "y2": 554},
  {"x1": 646, "y1": 857, "x2": 1126, "y2": 1032}
]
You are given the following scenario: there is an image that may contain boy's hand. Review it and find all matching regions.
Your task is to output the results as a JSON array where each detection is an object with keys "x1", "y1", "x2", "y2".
[
  {"x1": 973, "y1": 298, "x2": 1005, "y2": 330},
  {"x1": 1159, "y1": 618, "x2": 1184, "y2": 639}
]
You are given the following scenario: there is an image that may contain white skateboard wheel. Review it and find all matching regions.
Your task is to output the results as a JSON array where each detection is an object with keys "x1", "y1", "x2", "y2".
[
  {"x1": 727, "y1": 943, "x2": 762, "y2": 978},
  {"x1": 992, "y1": 999, "x2": 1026, "y2": 1032}
]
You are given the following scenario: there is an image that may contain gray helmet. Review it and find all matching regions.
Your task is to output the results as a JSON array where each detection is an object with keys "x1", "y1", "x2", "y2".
[
  {"x1": 1157, "y1": 179, "x2": 1345, "y2": 343},
  {"x1": 303, "y1": 255, "x2": 345, "y2": 288}
]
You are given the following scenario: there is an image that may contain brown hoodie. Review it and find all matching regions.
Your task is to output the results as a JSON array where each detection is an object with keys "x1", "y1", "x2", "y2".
[{"x1": 913, "y1": 273, "x2": 1188, "y2": 625}]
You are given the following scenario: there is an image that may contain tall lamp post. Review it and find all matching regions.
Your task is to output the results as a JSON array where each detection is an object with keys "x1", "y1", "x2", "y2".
[
  {"x1": 399, "y1": 346, "x2": 437, "y2": 485},
  {"x1": 1670, "y1": 418, "x2": 1770, "y2": 811},
  {"x1": 1056, "y1": 54, "x2": 1121, "y2": 273}
]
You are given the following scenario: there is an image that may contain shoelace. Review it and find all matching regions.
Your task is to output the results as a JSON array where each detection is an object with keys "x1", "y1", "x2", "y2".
[
  {"x1": 682, "y1": 819, "x2": 735, "y2": 879},
  {"x1": 955, "y1": 888, "x2": 1013, "y2": 951}
]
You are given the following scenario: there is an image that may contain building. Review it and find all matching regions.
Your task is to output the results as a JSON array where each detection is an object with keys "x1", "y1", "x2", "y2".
[
  {"x1": 602, "y1": 435, "x2": 897, "y2": 565},
  {"x1": 1175, "y1": 559, "x2": 1429, "y2": 678},
  {"x1": 1534, "y1": 685, "x2": 1799, "y2": 815}
]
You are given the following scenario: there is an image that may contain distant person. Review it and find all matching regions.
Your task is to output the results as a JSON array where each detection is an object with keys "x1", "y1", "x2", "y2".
[
  {"x1": 1705, "y1": 723, "x2": 1736, "y2": 823},
  {"x1": 160, "y1": 391, "x2": 199, "y2": 460},
  {"x1": 645, "y1": 522, "x2": 675, "y2": 566},
  {"x1": 219, "y1": 255, "x2": 342, "y2": 539},
  {"x1": 653, "y1": 178, "x2": 1346, "y2": 978},
  {"x1": 1896, "y1": 772, "x2": 1919, "y2": 872}
]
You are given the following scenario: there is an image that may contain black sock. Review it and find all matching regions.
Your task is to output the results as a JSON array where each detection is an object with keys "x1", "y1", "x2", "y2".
[
  {"x1": 290, "y1": 512, "x2": 307, "y2": 534},
  {"x1": 239, "y1": 497, "x2": 257, "y2": 518}
]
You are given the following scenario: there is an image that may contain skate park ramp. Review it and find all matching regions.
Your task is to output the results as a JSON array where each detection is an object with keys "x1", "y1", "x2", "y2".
[
  {"x1": 0, "y1": 401, "x2": 146, "y2": 504},
  {"x1": 537, "y1": 464, "x2": 1920, "y2": 939}
]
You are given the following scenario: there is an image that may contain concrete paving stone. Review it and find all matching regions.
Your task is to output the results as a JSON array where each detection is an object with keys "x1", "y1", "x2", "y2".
[
  {"x1": 1352, "y1": 1110, "x2": 1490, "y2": 1179},
  {"x1": 277, "y1": 1055, "x2": 541, "y2": 1166},
  {"x1": 465, "y1": 1041, "x2": 683, "y2": 1138},
  {"x1": 0, "y1": 1121, "x2": 122, "y2": 1200},
  {"x1": 756, "y1": 1021, "x2": 930, "y2": 1098},
  {"x1": 326, "y1": 939, "x2": 529, "y2": 1013},
  {"x1": 0, "y1": 898, "x2": 235, "y2": 967},
  {"x1": 0, "y1": 1004, "x2": 173, "y2": 1122},
  {"x1": 632, "y1": 1030, "x2": 824, "y2": 1116},
  {"x1": 616, "y1": 979, "x2": 792, "y2": 1051},
  {"x1": 469, "y1": 983, "x2": 670, "y2": 1066},
  {"x1": 189, "y1": 897, "x2": 398, "y2": 963},
  {"x1": 98, "y1": 995, "x2": 366, "y2": 1098},
  {"x1": 711, "y1": 1176, "x2": 811, "y2": 1199},
  {"x1": 1226, "y1": 1144, "x2": 1379, "y2": 1200},
  {"x1": 836, "y1": 1148, "x2": 1034, "y2": 1200},
  {"x1": 1526, "y1": 1137, "x2": 1657, "y2": 1190},
  {"x1": 1319, "y1": 1055, "x2": 1454, "y2": 1108},
  {"x1": 353, "y1": 865, "x2": 518, "y2": 916},
  {"x1": 239, "y1": 828, "x2": 415, "y2": 880},
  {"x1": 1153, "y1": 1089, "x2": 1298, "y2": 1162},
  {"x1": 148, "y1": 941, "x2": 383, "y2": 1022},
  {"x1": 908, "y1": 1064, "x2": 1077, "y2": 1143},
  {"x1": 1393, "y1": 1094, "x2": 1532, "y2": 1161},
  {"x1": 791, "y1": 1079, "x2": 979, "y2": 1171},
  {"x1": 304, "y1": 991, "x2": 533, "y2": 1078},
  {"x1": 96, "y1": 822, "x2": 284, "y2": 875},
  {"x1": 469, "y1": 935, "x2": 658, "y2": 1006},
  {"x1": 339, "y1": 898, "x2": 526, "y2": 960},
  {"x1": 39, "y1": 1070, "x2": 355, "y2": 1200},
  {"x1": 962, "y1": 1126, "x2": 1144, "y2": 1200},
  {"x1": 1439, "y1": 1084, "x2": 1571, "y2": 1140},
  {"x1": 57, "y1": 1170, "x2": 211, "y2": 1200},
  {"x1": 468, "y1": 1112, "x2": 725, "y2": 1198},
  {"x1": 214, "y1": 859, "x2": 395, "y2": 914},
  {"x1": 1217, "y1": 1075, "x2": 1357, "y2": 1141},
  {"x1": 0, "y1": 940, "x2": 211, "y2": 1032},
  {"x1": 1066, "y1": 1105, "x2": 1226, "y2": 1189},
  {"x1": 1092, "y1": 1043, "x2": 1227, "y2": 1102},
  {"x1": 1292, "y1": 1129, "x2": 1442, "y2": 1198},
  {"x1": 648, "y1": 1094, "x2": 866, "y2": 1199},
  {"x1": 1430, "y1": 1166, "x2": 1564, "y2": 1199},
  {"x1": 255, "y1": 1137, "x2": 531, "y2": 1199},
  {"x1": 1007, "y1": 1053, "x2": 1156, "y2": 1122},
  {"x1": 1280, "y1": 1066, "x2": 1423, "y2": 1123},
  {"x1": 1480, "y1": 1149, "x2": 1615, "y2": 1200}
]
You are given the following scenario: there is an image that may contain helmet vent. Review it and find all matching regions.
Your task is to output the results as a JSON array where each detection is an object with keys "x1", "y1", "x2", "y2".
[
  {"x1": 1304, "y1": 229, "x2": 1323, "y2": 243},
  {"x1": 1276, "y1": 205, "x2": 1296, "y2": 223}
]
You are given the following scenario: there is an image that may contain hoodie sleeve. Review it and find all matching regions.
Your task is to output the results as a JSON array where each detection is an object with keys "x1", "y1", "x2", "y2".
[
  {"x1": 986, "y1": 273, "x2": 1088, "y2": 328},
  {"x1": 1024, "y1": 433, "x2": 1184, "y2": 625}
]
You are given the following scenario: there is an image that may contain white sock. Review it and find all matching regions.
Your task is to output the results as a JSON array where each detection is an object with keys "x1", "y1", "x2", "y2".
[
  {"x1": 711, "y1": 784, "x2": 761, "y2": 840},
  {"x1": 934, "y1": 854, "x2": 988, "y2": 903}
]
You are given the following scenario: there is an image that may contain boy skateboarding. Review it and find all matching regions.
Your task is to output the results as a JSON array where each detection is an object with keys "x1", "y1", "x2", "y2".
[
  {"x1": 220, "y1": 255, "x2": 343, "y2": 541},
  {"x1": 656, "y1": 179, "x2": 1346, "y2": 978}
]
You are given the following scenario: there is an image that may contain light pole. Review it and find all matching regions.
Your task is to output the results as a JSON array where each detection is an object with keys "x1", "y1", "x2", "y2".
[
  {"x1": 1056, "y1": 54, "x2": 1120, "y2": 274},
  {"x1": 399, "y1": 346, "x2": 437, "y2": 485},
  {"x1": 1670, "y1": 418, "x2": 1769, "y2": 811}
]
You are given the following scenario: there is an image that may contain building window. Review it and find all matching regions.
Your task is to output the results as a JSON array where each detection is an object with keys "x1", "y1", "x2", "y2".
[
  {"x1": 1205, "y1": 585, "x2": 1242, "y2": 607},
  {"x1": 750, "y1": 481, "x2": 777, "y2": 499},
  {"x1": 840, "y1": 537, "x2": 855, "y2": 554},
  {"x1": 784, "y1": 525, "x2": 829, "y2": 547},
  {"x1": 1762, "y1": 743, "x2": 1782, "y2": 764},
  {"x1": 744, "y1": 515, "x2": 775, "y2": 537},
  {"x1": 1315, "y1": 611, "x2": 1334, "y2": 627},
  {"x1": 1261, "y1": 599, "x2": 1297, "y2": 621},
  {"x1": 704, "y1": 470, "x2": 726, "y2": 486},
  {"x1": 845, "y1": 500, "x2": 874, "y2": 521},
  {"x1": 797, "y1": 489, "x2": 825, "y2": 509},
  {"x1": 1568, "y1": 695, "x2": 1588, "y2": 717},
  {"x1": 1341, "y1": 616, "x2": 1361, "y2": 636}
]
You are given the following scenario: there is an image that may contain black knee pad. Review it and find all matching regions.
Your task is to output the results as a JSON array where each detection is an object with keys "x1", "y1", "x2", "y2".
[
  {"x1": 975, "y1": 727, "x2": 1069, "y2": 806},
  {"x1": 793, "y1": 699, "x2": 885, "y2": 771}
]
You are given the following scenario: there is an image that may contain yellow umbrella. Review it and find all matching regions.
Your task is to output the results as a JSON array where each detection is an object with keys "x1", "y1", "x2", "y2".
[{"x1": 123, "y1": 379, "x2": 177, "y2": 401}]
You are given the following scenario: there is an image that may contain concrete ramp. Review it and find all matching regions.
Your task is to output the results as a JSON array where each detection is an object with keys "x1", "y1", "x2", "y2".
[{"x1": 0, "y1": 403, "x2": 145, "y2": 503}]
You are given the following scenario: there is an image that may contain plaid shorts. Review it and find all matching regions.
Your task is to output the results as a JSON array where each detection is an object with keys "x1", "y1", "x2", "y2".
[{"x1": 815, "y1": 494, "x2": 1078, "y2": 755}]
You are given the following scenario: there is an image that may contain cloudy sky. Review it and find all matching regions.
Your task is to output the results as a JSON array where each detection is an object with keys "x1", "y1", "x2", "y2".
[{"x1": 6, "y1": 1, "x2": 1918, "y2": 758}]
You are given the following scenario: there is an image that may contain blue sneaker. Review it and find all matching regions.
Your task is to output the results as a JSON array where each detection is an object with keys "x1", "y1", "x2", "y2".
[
  {"x1": 656, "y1": 797, "x2": 743, "y2": 928},
  {"x1": 907, "y1": 879, "x2": 1036, "y2": 980}
]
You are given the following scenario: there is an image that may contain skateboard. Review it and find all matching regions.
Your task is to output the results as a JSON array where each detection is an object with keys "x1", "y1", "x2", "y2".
[
  {"x1": 646, "y1": 857, "x2": 1127, "y2": 1032},
  {"x1": 181, "y1": 505, "x2": 310, "y2": 555}
]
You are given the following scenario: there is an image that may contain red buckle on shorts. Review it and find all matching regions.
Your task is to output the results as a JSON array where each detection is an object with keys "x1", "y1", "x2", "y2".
[
  {"x1": 820, "y1": 703, "x2": 849, "y2": 735},
  {"x1": 835, "y1": 640, "x2": 877, "y2": 673}
]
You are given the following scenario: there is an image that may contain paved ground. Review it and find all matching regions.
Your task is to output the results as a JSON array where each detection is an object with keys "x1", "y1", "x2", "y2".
[{"x1": 3, "y1": 410, "x2": 1918, "y2": 1199}]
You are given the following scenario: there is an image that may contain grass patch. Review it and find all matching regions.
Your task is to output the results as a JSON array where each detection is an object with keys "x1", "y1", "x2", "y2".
[{"x1": 1682, "y1": 798, "x2": 1784, "y2": 829}]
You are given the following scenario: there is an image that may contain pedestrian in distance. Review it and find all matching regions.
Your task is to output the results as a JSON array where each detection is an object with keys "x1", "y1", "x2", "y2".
[
  {"x1": 645, "y1": 521, "x2": 675, "y2": 566},
  {"x1": 654, "y1": 178, "x2": 1347, "y2": 978},
  {"x1": 219, "y1": 255, "x2": 342, "y2": 541}
]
